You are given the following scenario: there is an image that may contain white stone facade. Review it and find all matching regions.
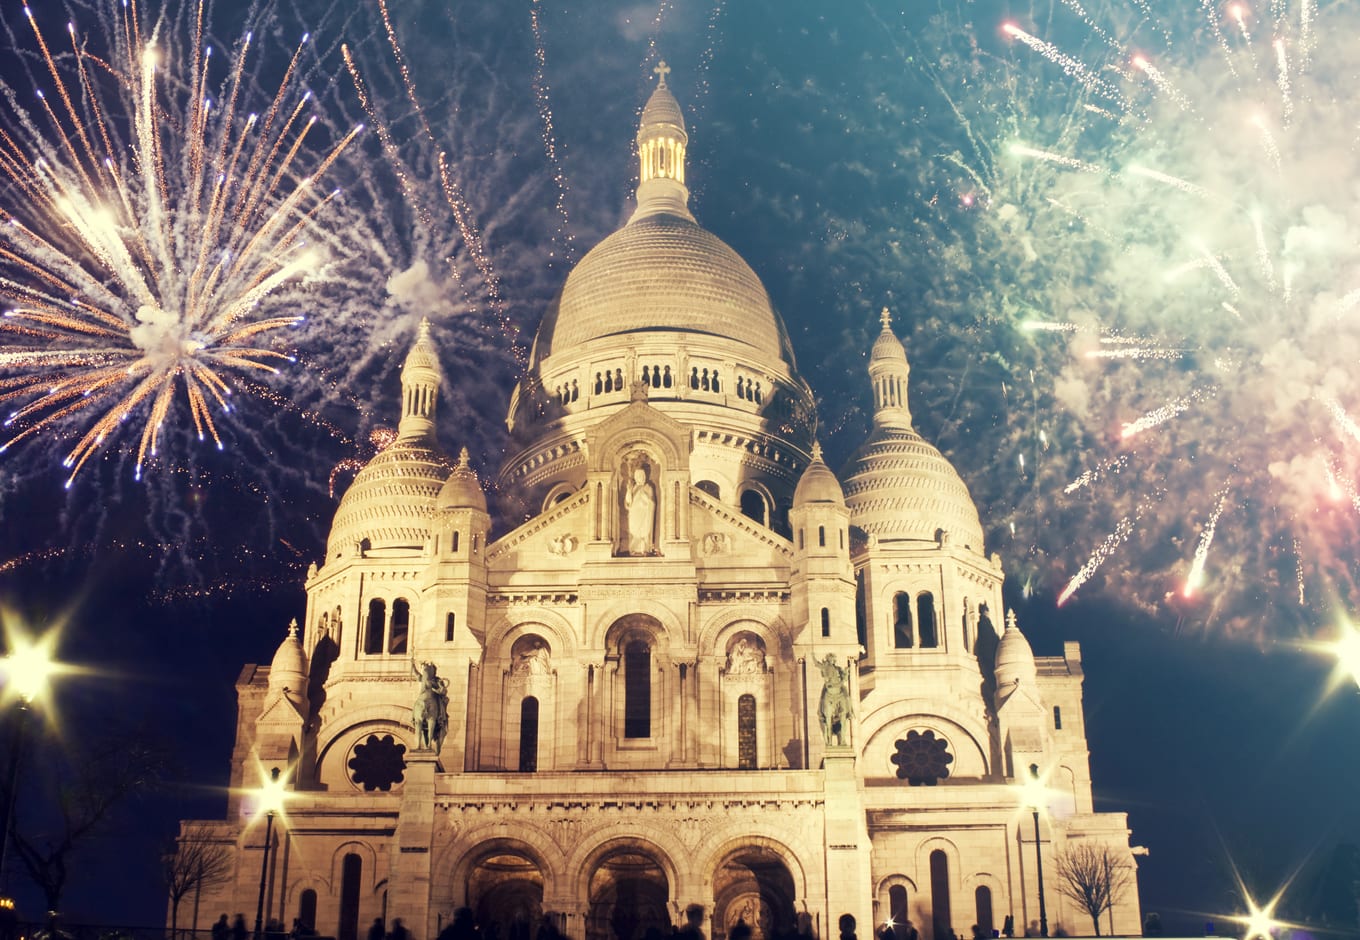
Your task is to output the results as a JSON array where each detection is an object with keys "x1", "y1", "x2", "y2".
[{"x1": 176, "y1": 69, "x2": 1141, "y2": 940}]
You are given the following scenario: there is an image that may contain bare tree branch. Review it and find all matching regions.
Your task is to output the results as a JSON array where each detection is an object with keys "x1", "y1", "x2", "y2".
[
  {"x1": 1053, "y1": 842, "x2": 1134, "y2": 936},
  {"x1": 165, "y1": 824, "x2": 235, "y2": 937}
]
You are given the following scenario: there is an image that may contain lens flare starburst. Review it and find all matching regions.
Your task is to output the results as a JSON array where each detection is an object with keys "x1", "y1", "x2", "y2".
[{"x1": 0, "y1": 1, "x2": 362, "y2": 485}]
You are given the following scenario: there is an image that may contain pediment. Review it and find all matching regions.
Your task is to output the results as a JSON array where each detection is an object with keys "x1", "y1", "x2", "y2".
[
  {"x1": 257, "y1": 691, "x2": 306, "y2": 727},
  {"x1": 587, "y1": 396, "x2": 690, "y2": 474},
  {"x1": 690, "y1": 487, "x2": 794, "y2": 561},
  {"x1": 487, "y1": 486, "x2": 592, "y2": 567}
]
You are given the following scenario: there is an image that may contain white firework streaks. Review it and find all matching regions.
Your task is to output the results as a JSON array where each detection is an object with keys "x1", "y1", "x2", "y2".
[
  {"x1": 999, "y1": 0, "x2": 1360, "y2": 629},
  {"x1": 0, "y1": 0, "x2": 366, "y2": 486}
]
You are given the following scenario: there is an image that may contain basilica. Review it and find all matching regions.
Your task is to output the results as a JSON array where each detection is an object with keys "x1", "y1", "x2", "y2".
[{"x1": 177, "y1": 68, "x2": 1142, "y2": 940}]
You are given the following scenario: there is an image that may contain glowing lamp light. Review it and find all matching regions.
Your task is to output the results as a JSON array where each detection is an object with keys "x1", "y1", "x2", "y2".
[
  {"x1": 1321, "y1": 617, "x2": 1360, "y2": 691},
  {"x1": 252, "y1": 763, "x2": 290, "y2": 821},
  {"x1": 0, "y1": 614, "x2": 71, "y2": 710},
  {"x1": 1240, "y1": 900, "x2": 1280, "y2": 940}
]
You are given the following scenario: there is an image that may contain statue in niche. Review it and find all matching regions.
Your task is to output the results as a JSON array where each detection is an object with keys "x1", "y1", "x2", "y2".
[
  {"x1": 726, "y1": 634, "x2": 766, "y2": 675},
  {"x1": 411, "y1": 660, "x2": 449, "y2": 752},
  {"x1": 620, "y1": 451, "x2": 658, "y2": 555},
  {"x1": 512, "y1": 637, "x2": 553, "y2": 676},
  {"x1": 816, "y1": 654, "x2": 852, "y2": 747}
]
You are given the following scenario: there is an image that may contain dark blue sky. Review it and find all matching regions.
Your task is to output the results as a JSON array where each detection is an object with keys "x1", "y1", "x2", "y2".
[{"x1": 1, "y1": 0, "x2": 1357, "y2": 933}]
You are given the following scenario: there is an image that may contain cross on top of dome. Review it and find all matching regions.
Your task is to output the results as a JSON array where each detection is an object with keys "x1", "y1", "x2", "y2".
[
  {"x1": 880, "y1": 306, "x2": 893, "y2": 330},
  {"x1": 654, "y1": 60, "x2": 671, "y2": 88}
]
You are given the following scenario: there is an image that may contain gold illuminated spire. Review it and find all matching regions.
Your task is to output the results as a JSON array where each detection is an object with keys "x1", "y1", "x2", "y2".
[{"x1": 631, "y1": 59, "x2": 694, "y2": 222}]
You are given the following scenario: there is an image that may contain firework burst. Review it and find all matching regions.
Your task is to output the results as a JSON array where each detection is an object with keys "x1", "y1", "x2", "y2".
[
  {"x1": 0, "y1": 1, "x2": 362, "y2": 485},
  {"x1": 993, "y1": 0, "x2": 1360, "y2": 629}
]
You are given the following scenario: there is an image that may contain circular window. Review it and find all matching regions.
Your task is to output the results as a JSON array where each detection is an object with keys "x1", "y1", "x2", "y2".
[
  {"x1": 348, "y1": 733, "x2": 407, "y2": 791},
  {"x1": 891, "y1": 729, "x2": 953, "y2": 786}
]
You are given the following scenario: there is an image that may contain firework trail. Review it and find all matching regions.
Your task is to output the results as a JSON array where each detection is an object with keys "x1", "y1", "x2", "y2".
[
  {"x1": 991, "y1": 0, "x2": 1360, "y2": 630},
  {"x1": 0, "y1": 1, "x2": 363, "y2": 485}
]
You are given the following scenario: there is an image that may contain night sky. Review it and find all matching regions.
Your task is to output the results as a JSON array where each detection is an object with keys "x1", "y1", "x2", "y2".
[{"x1": 1, "y1": 0, "x2": 1357, "y2": 934}]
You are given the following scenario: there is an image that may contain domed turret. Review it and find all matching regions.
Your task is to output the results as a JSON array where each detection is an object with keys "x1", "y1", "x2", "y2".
[
  {"x1": 994, "y1": 609, "x2": 1038, "y2": 691},
  {"x1": 438, "y1": 448, "x2": 487, "y2": 513},
  {"x1": 267, "y1": 618, "x2": 307, "y2": 710},
  {"x1": 794, "y1": 441, "x2": 845, "y2": 508},
  {"x1": 841, "y1": 308, "x2": 986, "y2": 550},
  {"x1": 327, "y1": 324, "x2": 454, "y2": 559}
]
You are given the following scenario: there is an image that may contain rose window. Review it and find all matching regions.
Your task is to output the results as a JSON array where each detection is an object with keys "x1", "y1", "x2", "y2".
[
  {"x1": 348, "y1": 733, "x2": 407, "y2": 791},
  {"x1": 891, "y1": 729, "x2": 953, "y2": 786}
]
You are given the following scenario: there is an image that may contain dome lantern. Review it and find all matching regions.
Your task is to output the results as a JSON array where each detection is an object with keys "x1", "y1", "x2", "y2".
[
  {"x1": 631, "y1": 60, "x2": 694, "y2": 223},
  {"x1": 869, "y1": 307, "x2": 912, "y2": 429},
  {"x1": 398, "y1": 318, "x2": 442, "y2": 443}
]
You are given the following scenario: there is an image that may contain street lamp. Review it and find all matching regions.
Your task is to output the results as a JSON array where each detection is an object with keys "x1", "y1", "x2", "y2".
[
  {"x1": 253, "y1": 766, "x2": 288, "y2": 940},
  {"x1": 1017, "y1": 764, "x2": 1049, "y2": 938},
  {"x1": 0, "y1": 618, "x2": 66, "y2": 896}
]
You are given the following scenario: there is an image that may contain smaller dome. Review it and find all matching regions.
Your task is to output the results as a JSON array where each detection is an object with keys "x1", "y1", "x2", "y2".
[
  {"x1": 268, "y1": 619, "x2": 307, "y2": 707},
  {"x1": 641, "y1": 76, "x2": 685, "y2": 132},
  {"x1": 994, "y1": 610, "x2": 1038, "y2": 690},
  {"x1": 438, "y1": 448, "x2": 487, "y2": 513},
  {"x1": 793, "y1": 441, "x2": 845, "y2": 507},
  {"x1": 402, "y1": 318, "x2": 441, "y2": 377}
]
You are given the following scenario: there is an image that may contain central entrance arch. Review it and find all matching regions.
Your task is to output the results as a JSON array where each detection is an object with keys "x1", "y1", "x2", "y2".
[
  {"x1": 712, "y1": 847, "x2": 797, "y2": 940},
  {"x1": 468, "y1": 852, "x2": 545, "y2": 940},
  {"x1": 585, "y1": 848, "x2": 671, "y2": 940}
]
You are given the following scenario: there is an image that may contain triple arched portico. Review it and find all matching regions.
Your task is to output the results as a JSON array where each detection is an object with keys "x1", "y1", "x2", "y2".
[{"x1": 426, "y1": 828, "x2": 810, "y2": 940}]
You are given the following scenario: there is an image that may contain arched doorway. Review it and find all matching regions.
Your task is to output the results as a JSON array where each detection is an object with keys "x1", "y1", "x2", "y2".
[
  {"x1": 586, "y1": 849, "x2": 670, "y2": 940},
  {"x1": 469, "y1": 852, "x2": 545, "y2": 940},
  {"x1": 713, "y1": 847, "x2": 797, "y2": 940}
]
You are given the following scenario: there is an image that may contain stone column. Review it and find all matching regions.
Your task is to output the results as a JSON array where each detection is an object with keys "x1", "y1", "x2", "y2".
[
  {"x1": 391, "y1": 753, "x2": 438, "y2": 938},
  {"x1": 822, "y1": 750, "x2": 872, "y2": 940}
]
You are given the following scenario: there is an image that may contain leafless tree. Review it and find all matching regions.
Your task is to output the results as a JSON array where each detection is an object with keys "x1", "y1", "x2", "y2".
[
  {"x1": 6, "y1": 735, "x2": 165, "y2": 913},
  {"x1": 165, "y1": 824, "x2": 235, "y2": 938},
  {"x1": 1053, "y1": 842, "x2": 1134, "y2": 936}
]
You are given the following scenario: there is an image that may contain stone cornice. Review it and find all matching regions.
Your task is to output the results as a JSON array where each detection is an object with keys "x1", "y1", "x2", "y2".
[{"x1": 487, "y1": 592, "x2": 581, "y2": 607}]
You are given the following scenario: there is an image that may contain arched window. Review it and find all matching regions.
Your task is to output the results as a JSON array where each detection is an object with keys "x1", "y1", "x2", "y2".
[
  {"x1": 624, "y1": 639, "x2": 651, "y2": 739},
  {"x1": 1053, "y1": 706, "x2": 1063, "y2": 730},
  {"x1": 818, "y1": 525, "x2": 826, "y2": 547},
  {"x1": 799, "y1": 529, "x2": 805, "y2": 550},
  {"x1": 821, "y1": 607, "x2": 831, "y2": 638},
  {"x1": 388, "y1": 599, "x2": 410, "y2": 655},
  {"x1": 364, "y1": 599, "x2": 386, "y2": 655},
  {"x1": 855, "y1": 571, "x2": 867, "y2": 648},
  {"x1": 451, "y1": 530, "x2": 460, "y2": 553},
  {"x1": 737, "y1": 693, "x2": 757, "y2": 769},
  {"x1": 930, "y1": 851, "x2": 952, "y2": 940},
  {"x1": 298, "y1": 889, "x2": 317, "y2": 932},
  {"x1": 975, "y1": 886, "x2": 994, "y2": 938},
  {"x1": 917, "y1": 593, "x2": 938, "y2": 648},
  {"x1": 740, "y1": 489, "x2": 768, "y2": 526},
  {"x1": 520, "y1": 697, "x2": 539, "y2": 772},
  {"x1": 446, "y1": 612, "x2": 456, "y2": 642},
  {"x1": 339, "y1": 854, "x2": 362, "y2": 940},
  {"x1": 888, "y1": 886, "x2": 908, "y2": 932},
  {"x1": 695, "y1": 480, "x2": 721, "y2": 500},
  {"x1": 893, "y1": 592, "x2": 913, "y2": 649}
]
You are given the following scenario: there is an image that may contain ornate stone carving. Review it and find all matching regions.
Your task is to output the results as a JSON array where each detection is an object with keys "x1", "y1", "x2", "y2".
[
  {"x1": 725, "y1": 633, "x2": 766, "y2": 675},
  {"x1": 548, "y1": 533, "x2": 578, "y2": 556},
  {"x1": 511, "y1": 636, "x2": 553, "y2": 676},
  {"x1": 703, "y1": 532, "x2": 730, "y2": 556}
]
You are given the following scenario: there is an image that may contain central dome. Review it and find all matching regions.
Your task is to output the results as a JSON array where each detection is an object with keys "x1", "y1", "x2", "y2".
[{"x1": 538, "y1": 214, "x2": 787, "y2": 360}]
